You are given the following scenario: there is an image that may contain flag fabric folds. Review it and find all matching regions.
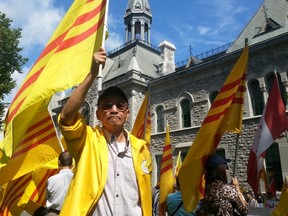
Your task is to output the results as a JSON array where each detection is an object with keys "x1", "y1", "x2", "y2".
[
  {"x1": 0, "y1": 0, "x2": 107, "y2": 184},
  {"x1": 247, "y1": 75, "x2": 288, "y2": 197},
  {"x1": 178, "y1": 46, "x2": 248, "y2": 212},
  {"x1": 259, "y1": 167, "x2": 270, "y2": 193},
  {"x1": 174, "y1": 151, "x2": 182, "y2": 178},
  {"x1": 159, "y1": 124, "x2": 174, "y2": 216},
  {"x1": 131, "y1": 90, "x2": 151, "y2": 146},
  {"x1": 0, "y1": 175, "x2": 29, "y2": 216},
  {"x1": 0, "y1": 159, "x2": 58, "y2": 215},
  {"x1": 272, "y1": 176, "x2": 288, "y2": 216},
  {"x1": 17, "y1": 159, "x2": 59, "y2": 215}
]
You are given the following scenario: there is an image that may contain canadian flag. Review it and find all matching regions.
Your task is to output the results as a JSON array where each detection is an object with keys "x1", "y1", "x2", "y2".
[{"x1": 247, "y1": 76, "x2": 288, "y2": 197}]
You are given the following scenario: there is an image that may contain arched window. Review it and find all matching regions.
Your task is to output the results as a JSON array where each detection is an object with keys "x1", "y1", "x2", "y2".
[
  {"x1": 134, "y1": 21, "x2": 141, "y2": 39},
  {"x1": 210, "y1": 91, "x2": 219, "y2": 105},
  {"x1": 156, "y1": 106, "x2": 164, "y2": 132},
  {"x1": 144, "y1": 23, "x2": 149, "y2": 41},
  {"x1": 181, "y1": 99, "x2": 191, "y2": 128},
  {"x1": 127, "y1": 23, "x2": 132, "y2": 41},
  {"x1": 266, "y1": 73, "x2": 287, "y2": 106},
  {"x1": 249, "y1": 80, "x2": 264, "y2": 115}
]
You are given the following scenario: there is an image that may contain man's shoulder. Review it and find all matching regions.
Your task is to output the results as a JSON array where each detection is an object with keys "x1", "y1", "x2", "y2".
[
  {"x1": 168, "y1": 191, "x2": 181, "y2": 199},
  {"x1": 47, "y1": 173, "x2": 61, "y2": 183},
  {"x1": 128, "y1": 132, "x2": 148, "y2": 147}
]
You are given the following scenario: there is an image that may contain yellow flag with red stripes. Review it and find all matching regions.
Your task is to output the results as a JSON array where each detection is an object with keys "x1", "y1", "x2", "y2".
[
  {"x1": 131, "y1": 90, "x2": 151, "y2": 146},
  {"x1": 179, "y1": 46, "x2": 248, "y2": 212},
  {"x1": 159, "y1": 124, "x2": 174, "y2": 216},
  {"x1": 17, "y1": 159, "x2": 59, "y2": 215},
  {"x1": 0, "y1": 175, "x2": 31, "y2": 216},
  {"x1": 0, "y1": 0, "x2": 107, "y2": 183},
  {"x1": 0, "y1": 157, "x2": 58, "y2": 215}
]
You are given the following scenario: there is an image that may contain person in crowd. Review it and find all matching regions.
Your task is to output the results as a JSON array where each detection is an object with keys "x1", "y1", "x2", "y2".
[
  {"x1": 245, "y1": 191, "x2": 259, "y2": 208},
  {"x1": 152, "y1": 182, "x2": 160, "y2": 216},
  {"x1": 195, "y1": 153, "x2": 248, "y2": 216},
  {"x1": 256, "y1": 192, "x2": 264, "y2": 208},
  {"x1": 58, "y1": 47, "x2": 152, "y2": 215},
  {"x1": 264, "y1": 191, "x2": 278, "y2": 208},
  {"x1": 166, "y1": 177, "x2": 195, "y2": 216},
  {"x1": 45, "y1": 151, "x2": 74, "y2": 215}
]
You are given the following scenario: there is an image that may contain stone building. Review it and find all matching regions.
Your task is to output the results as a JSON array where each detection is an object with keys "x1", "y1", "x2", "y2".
[{"x1": 53, "y1": 0, "x2": 288, "y2": 192}]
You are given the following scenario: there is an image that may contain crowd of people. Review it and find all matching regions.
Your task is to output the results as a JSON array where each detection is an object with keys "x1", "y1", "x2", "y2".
[{"x1": 31, "y1": 48, "x2": 281, "y2": 216}]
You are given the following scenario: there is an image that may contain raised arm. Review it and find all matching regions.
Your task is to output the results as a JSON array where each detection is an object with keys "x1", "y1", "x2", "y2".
[{"x1": 60, "y1": 47, "x2": 106, "y2": 126}]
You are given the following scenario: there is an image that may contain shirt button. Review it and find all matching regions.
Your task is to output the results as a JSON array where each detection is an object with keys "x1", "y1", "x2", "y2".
[
  {"x1": 117, "y1": 173, "x2": 120, "y2": 176},
  {"x1": 116, "y1": 194, "x2": 119, "y2": 198}
]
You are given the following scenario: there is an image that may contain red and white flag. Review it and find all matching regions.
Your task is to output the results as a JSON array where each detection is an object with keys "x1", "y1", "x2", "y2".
[{"x1": 247, "y1": 76, "x2": 288, "y2": 197}]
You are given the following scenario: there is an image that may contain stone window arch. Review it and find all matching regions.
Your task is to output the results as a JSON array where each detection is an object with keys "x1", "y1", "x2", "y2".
[
  {"x1": 181, "y1": 99, "x2": 191, "y2": 128},
  {"x1": 248, "y1": 79, "x2": 264, "y2": 116},
  {"x1": 156, "y1": 105, "x2": 164, "y2": 132},
  {"x1": 177, "y1": 92, "x2": 193, "y2": 129}
]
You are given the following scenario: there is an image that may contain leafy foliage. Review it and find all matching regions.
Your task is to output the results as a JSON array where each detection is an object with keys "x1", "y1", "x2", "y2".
[{"x1": 0, "y1": 12, "x2": 28, "y2": 126}]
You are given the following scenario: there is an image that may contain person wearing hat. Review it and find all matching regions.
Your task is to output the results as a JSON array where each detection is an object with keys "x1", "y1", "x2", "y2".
[
  {"x1": 58, "y1": 47, "x2": 152, "y2": 216},
  {"x1": 195, "y1": 153, "x2": 248, "y2": 216}
]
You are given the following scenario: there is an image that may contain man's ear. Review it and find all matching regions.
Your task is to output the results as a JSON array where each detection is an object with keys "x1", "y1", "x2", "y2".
[
  {"x1": 96, "y1": 109, "x2": 100, "y2": 120},
  {"x1": 125, "y1": 109, "x2": 130, "y2": 121}
]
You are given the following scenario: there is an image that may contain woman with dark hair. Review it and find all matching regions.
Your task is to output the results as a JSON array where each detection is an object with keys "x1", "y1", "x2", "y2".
[{"x1": 195, "y1": 154, "x2": 248, "y2": 216}]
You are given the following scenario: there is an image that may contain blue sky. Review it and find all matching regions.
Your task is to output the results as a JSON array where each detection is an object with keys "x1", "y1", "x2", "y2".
[{"x1": 1, "y1": 0, "x2": 263, "y2": 103}]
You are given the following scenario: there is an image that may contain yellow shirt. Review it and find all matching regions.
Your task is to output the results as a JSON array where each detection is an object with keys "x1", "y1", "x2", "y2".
[{"x1": 58, "y1": 114, "x2": 153, "y2": 216}]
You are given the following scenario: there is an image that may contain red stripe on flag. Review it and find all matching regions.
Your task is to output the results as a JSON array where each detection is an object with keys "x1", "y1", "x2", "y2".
[
  {"x1": 210, "y1": 93, "x2": 236, "y2": 109},
  {"x1": 203, "y1": 107, "x2": 229, "y2": 125},
  {"x1": 136, "y1": 124, "x2": 145, "y2": 138},
  {"x1": 31, "y1": 169, "x2": 54, "y2": 200},
  {"x1": 232, "y1": 97, "x2": 244, "y2": 104},
  {"x1": 39, "y1": 170, "x2": 58, "y2": 205},
  {"x1": 163, "y1": 144, "x2": 171, "y2": 152},
  {"x1": 1, "y1": 175, "x2": 31, "y2": 210},
  {"x1": 56, "y1": 14, "x2": 105, "y2": 53},
  {"x1": 12, "y1": 131, "x2": 56, "y2": 158},
  {"x1": 7, "y1": 97, "x2": 26, "y2": 124},
  {"x1": 26, "y1": 115, "x2": 51, "y2": 133},
  {"x1": 7, "y1": 67, "x2": 44, "y2": 123},
  {"x1": 220, "y1": 77, "x2": 242, "y2": 92},
  {"x1": 237, "y1": 85, "x2": 246, "y2": 92},
  {"x1": 160, "y1": 163, "x2": 173, "y2": 175},
  {"x1": 19, "y1": 123, "x2": 54, "y2": 147},
  {"x1": 161, "y1": 153, "x2": 172, "y2": 164}
]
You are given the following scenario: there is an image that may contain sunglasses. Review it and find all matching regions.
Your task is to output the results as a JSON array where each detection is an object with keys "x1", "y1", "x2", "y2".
[{"x1": 99, "y1": 102, "x2": 128, "y2": 111}]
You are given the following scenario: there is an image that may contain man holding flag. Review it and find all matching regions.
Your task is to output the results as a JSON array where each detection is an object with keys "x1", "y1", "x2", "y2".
[{"x1": 58, "y1": 48, "x2": 152, "y2": 215}]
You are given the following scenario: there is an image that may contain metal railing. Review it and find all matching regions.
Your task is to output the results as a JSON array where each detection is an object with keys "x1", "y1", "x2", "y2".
[{"x1": 175, "y1": 42, "x2": 233, "y2": 68}]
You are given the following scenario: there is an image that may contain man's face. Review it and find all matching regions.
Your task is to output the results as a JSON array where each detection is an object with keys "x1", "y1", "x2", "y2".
[{"x1": 96, "y1": 95, "x2": 129, "y2": 133}]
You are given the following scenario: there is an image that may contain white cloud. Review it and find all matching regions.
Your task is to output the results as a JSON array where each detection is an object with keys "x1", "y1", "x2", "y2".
[
  {"x1": 0, "y1": 0, "x2": 65, "y2": 53},
  {"x1": 105, "y1": 32, "x2": 124, "y2": 52},
  {"x1": 197, "y1": 26, "x2": 211, "y2": 36},
  {"x1": 105, "y1": 13, "x2": 124, "y2": 51}
]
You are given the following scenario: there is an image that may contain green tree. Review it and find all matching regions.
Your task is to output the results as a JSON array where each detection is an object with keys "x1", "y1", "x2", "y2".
[{"x1": 0, "y1": 12, "x2": 28, "y2": 126}]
